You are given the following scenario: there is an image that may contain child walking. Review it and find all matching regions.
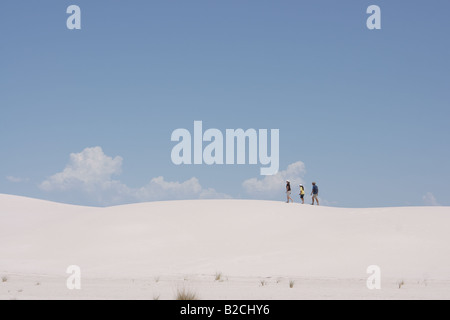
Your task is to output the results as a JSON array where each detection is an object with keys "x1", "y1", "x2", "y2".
[{"x1": 299, "y1": 184, "x2": 305, "y2": 204}]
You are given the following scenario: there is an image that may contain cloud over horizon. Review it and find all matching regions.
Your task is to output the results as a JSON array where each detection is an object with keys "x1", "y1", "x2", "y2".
[
  {"x1": 39, "y1": 147, "x2": 310, "y2": 206},
  {"x1": 40, "y1": 147, "x2": 123, "y2": 192},
  {"x1": 423, "y1": 192, "x2": 440, "y2": 206},
  {"x1": 6, "y1": 176, "x2": 29, "y2": 183},
  {"x1": 242, "y1": 161, "x2": 306, "y2": 199},
  {"x1": 40, "y1": 147, "x2": 230, "y2": 206}
]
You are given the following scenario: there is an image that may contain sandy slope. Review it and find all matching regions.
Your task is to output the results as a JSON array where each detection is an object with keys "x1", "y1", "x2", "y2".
[{"x1": 1, "y1": 194, "x2": 449, "y2": 300}]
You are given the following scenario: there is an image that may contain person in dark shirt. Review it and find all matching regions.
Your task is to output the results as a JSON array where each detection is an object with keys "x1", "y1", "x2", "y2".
[
  {"x1": 286, "y1": 180, "x2": 294, "y2": 203},
  {"x1": 311, "y1": 182, "x2": 319, "y2": 206}
]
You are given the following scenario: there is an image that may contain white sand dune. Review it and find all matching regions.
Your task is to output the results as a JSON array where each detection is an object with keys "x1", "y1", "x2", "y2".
[{"x1": 1, "y1": 194, "x2": 449, "y2": 300}]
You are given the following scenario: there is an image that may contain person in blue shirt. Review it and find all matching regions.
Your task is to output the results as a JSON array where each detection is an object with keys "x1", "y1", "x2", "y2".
[{"x1": 311, "y1": 182, "x2": 319, "y2": 206}]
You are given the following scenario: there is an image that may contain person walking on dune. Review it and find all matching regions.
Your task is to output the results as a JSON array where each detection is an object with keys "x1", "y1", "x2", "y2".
[
  {"x1": 286, "y1": 180, "x2": 294, "y2": 203},
  {"x1": 299, "y1": 184, "x2": 305, "y2": 204},
  {"x1": 311, "y1": 182, "x2": 319, "y2": 206}
]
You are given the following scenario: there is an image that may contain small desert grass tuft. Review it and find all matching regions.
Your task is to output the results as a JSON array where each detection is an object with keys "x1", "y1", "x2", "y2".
[
  {"x1": 398, "y1": 280, "x2": 405, "y2": 289},
  {"x1": 289, "y1": 280, "x2": 295, "y2": 288},
  {"x1": 215, "y1": 272, "x2": 223, "y2": 281},
  {"x1": 260, "y1": 280, "x2": 267, "y2": 287},
  {"x1": 153, "y1": 294, "x2": 160, "y2": 300},
  {"x1": 176, "y1": 287, "x2": 199, "y2": 300},
  {"x1": 154, "y1": 276, "x2": 160, "y2": 283},
  {"x1": 1, "y1": 276, "x2": 8, "y2": 283}
]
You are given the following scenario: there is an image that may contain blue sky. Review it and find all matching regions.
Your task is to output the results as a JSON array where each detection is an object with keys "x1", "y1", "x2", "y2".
[{"x1": 1, "y1": 0, "x2": 449, "y2": 207}]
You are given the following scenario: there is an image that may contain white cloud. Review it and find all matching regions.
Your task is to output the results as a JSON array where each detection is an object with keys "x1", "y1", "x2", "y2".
[
  {"x1": 40, "y1": 147, "x2": 229, "y2": 206},
  {"x1": 133, "y1": 176, "x2": 231, "y2": 201},
  {"x1": 6, "y1": 176, "x2": 29, "y2": 183},
  {"x1": 199, "y1": 188, "x2": 233, "y2": 200},
  {"x1": 423, "y1": 192, "x2": 440, "y2": 206},
  {"x1": 242, "y1": 161, "x2": 306, "y2": 199},
  {"x1": 40, "y1": 147, "x2": 123, "y2": 191}
]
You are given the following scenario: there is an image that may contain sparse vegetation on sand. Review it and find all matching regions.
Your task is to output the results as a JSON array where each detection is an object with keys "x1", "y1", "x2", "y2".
[
  {"x1": 289, "y1": 280, "x2": 295, "y2": 288},
  {"x1": 176, "y1": 287, "x2": 199, "y2": 300},
  {"x1": 215, "y1": 272, "x2": 223, "y2": 281},
  {"x1": 1, "y1": 276, "x2": 8, "y2": 283}
]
